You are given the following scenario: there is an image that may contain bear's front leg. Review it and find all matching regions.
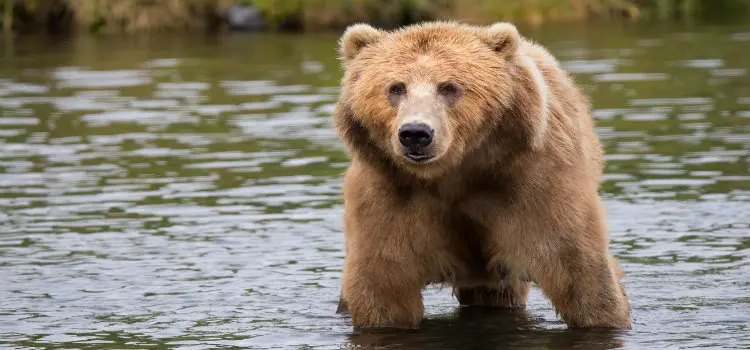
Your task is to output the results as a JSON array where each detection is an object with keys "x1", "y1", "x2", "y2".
[
  {"x1": 337, "y1": 164, "x2": 434, "y2": 329},
  {"x1": 525, "y1": 201, "x2": 632, "y2": 329},
  {"x1": 341, "y1": 254, "x2": 424, "y2": 329},
  {"x1": 535, "y1": 251, "x2": 631, "y2": 328}
]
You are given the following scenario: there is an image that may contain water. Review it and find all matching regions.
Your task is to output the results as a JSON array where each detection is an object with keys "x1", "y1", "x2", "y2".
[{"x1": 1, "y1": 22, "x2": 749, "y2": 349}]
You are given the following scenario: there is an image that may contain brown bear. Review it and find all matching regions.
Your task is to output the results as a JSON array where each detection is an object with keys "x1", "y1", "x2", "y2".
[{"x1": 332, "y1": 20, "x2": 631, "y2": 330}]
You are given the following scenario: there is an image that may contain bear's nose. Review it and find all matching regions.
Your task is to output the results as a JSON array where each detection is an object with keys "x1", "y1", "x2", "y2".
[{"x1": 398, "y1": 123, "x2": 434, "y2": 148}]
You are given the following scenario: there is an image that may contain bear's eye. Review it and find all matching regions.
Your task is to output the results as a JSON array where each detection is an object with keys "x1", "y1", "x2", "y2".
[
  {"x1": 388, "y1": 82, "x2": 407, "y2": 96},
  {"x1": 437, "y1": 82, "x2": 459, "y2": 97},
  {"x1": 437, "y1": 82, "x2": 461, "y2": 106}
]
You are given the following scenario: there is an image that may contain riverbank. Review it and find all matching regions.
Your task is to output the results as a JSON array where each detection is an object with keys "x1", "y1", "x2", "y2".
[{"x1": 2, "y1": 0, "x2": 750, "y2": 34}]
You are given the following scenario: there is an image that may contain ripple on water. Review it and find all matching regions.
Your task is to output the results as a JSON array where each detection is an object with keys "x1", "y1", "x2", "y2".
[{"x1": 53, "y1": 67, "x2": 151, "y2": 88}]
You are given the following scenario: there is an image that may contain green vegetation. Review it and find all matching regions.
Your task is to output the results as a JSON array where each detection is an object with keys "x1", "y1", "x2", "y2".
[
  {"x1": 2, "y1": 0, "x2": 750, "y2": 34},
  {"x1": 2, "y1": 0, "x2": 229, "y2": 33}
]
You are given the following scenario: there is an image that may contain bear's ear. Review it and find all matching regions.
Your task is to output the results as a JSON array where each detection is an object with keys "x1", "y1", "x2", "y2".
[
  {"x1": 339, "y1": 23, "x2": 385, "y2": 62},
  {"x1": 477, "y1": 22, "x2": 520, "y2": 56}
]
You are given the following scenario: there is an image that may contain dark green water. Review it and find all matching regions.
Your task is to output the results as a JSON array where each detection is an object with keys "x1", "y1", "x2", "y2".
[{"x1": 1, "y1": 22, "x2": 749, "y2": 349}]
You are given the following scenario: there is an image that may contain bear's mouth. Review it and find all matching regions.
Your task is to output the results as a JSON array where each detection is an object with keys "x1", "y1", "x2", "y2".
[{"x1": 404, "y1": 152, "x2": 434, "y2": 163}]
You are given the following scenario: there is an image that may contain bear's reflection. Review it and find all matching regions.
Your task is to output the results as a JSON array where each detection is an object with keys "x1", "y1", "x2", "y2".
[{"x1": 343, "y1": 307, "x2": 627, "y2": 349}]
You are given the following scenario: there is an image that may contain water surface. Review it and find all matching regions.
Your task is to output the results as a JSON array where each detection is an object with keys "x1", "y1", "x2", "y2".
[{"x1": 1, "y1": 22, "x2": 749, "y2": 349}]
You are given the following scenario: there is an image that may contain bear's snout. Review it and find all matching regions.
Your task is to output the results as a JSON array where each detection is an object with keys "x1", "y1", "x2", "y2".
[
  {"x1": 398, "y1": 123, "x2": 434, "y2": 162},
  {"x1": 398, "y1": 123, "x2": 433, "y2": 147}
]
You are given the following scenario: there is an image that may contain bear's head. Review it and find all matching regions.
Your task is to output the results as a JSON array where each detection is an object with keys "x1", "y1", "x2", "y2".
[{"x1": 334, "y1": 21, "x2": 548, "y2": 179}]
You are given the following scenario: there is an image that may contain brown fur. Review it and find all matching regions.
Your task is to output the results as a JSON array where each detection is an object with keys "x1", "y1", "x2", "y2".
[{"x1": 333, "y1": 21, "x2": 631, "y2": 330}]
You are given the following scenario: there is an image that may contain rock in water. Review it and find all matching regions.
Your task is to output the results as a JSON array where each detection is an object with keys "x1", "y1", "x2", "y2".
[{"x1": 226, "y1": 4, "x2": 265, "y2": 31}]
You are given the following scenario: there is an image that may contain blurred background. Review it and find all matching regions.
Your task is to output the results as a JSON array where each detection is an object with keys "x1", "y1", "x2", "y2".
[
  {"x1": 1, "y1": 1, "x2": 749, "y2": 349},
  {"x1": 2, "y1": 0, "x2": 750, "y2": 33}
]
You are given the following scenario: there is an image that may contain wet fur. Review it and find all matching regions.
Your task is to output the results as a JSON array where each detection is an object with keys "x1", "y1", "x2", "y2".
[{"x1": 334, "y1": 21, "x2": 631, "y2": 330}]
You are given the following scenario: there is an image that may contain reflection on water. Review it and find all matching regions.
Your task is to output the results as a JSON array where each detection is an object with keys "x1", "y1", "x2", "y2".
[
  {"x1": 1, "y1": 22, "x2": 749, "y2": 349},
  {"x1": 345, "y1": 307, "x2": 630, "y2": 350}
]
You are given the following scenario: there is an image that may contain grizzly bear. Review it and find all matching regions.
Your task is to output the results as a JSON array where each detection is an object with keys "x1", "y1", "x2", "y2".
[{"x1": 332, "y1": 21, "x2": 631, "y2": 330}]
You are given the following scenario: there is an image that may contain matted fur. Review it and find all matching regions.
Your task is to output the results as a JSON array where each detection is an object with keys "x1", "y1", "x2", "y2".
[{"x1": 333, "y1": 21, "x2": 631, "y2": 330}]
